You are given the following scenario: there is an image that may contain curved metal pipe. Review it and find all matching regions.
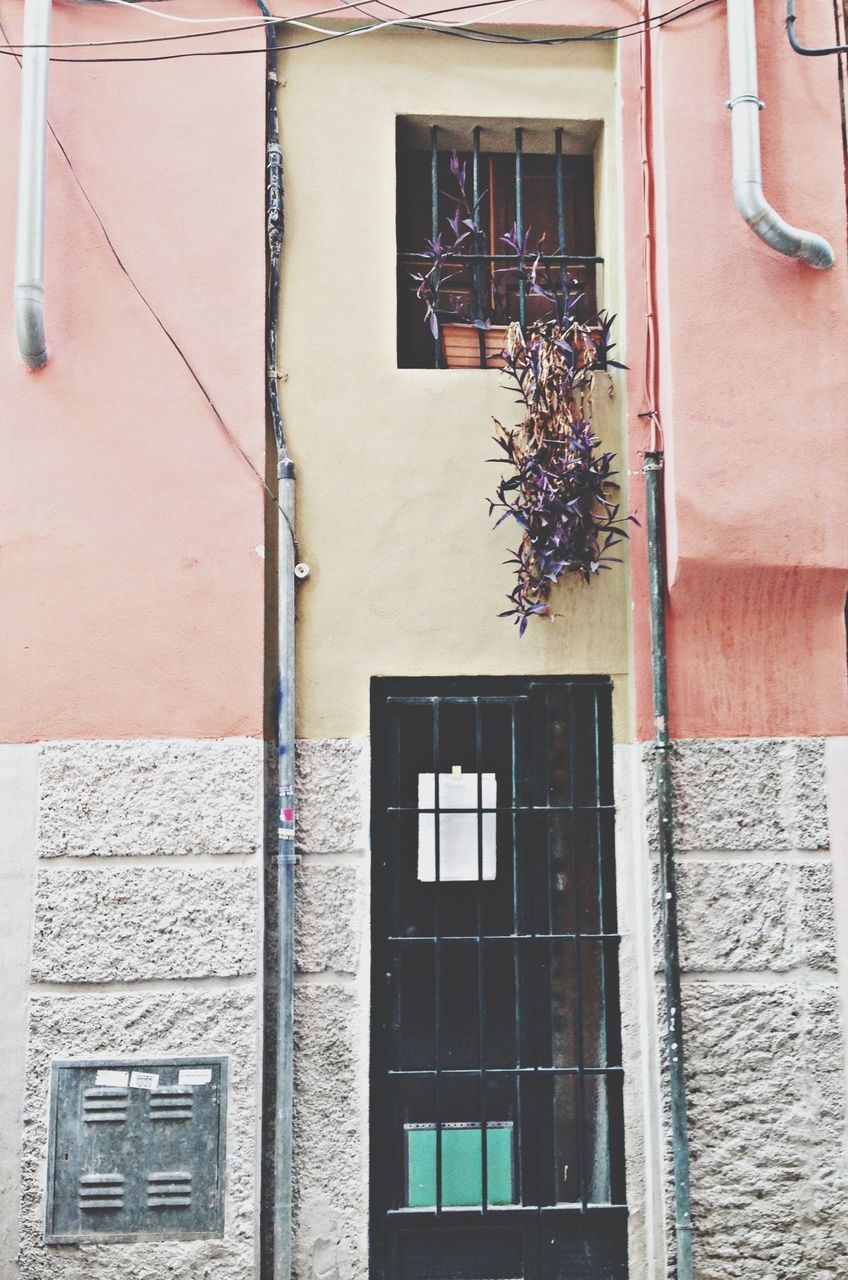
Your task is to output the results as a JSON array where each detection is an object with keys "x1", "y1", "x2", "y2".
[
  {"x1": 726, "y1": 0, "x2": 835, "y2": 269},
  {"x1": 786, "y1": 0, "x2": 848, "y2": 57},
  {"x1": 15, "y1": 0, "x2": 52, "y2": 368}
]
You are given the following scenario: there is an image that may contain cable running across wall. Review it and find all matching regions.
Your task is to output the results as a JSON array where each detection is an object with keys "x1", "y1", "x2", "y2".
[
  {"x1": 0, "y1": 0, "x2": 723, "y2": 59},
  {"x1": 0, "y1": 10, "x2": 297, "y2": 541}
]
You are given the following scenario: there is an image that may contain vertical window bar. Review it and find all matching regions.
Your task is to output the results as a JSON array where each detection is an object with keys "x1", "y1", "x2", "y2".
[
  {"x1": 430, "y1": 125, "x2": 442, "y2": 369},
  {"x1": 554, "y1": 127, "x2": 567, "y2": 254},
  {"x1": 432, "y1": 698, "x2": 443, "y2": 1213},
  {"x1": 568, "y1": 685, "x2": 588, "y2": 1211},
  {"x1": 514, "y1": 127, "x2": 526, "y2": 331},
  {"x1": 554, "y1": 127, "x2": 568, "y2": 312},
  {"x1": 471, "y1": 126, "x2": 487, "y2": 369},
  {"x1": 474, "y1": 699, "x2": 488, "y2": 1211}
]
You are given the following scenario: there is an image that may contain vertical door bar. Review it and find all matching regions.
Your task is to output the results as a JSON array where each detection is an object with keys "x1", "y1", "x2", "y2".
[
  {"x1": 474, "y1": 699, "x2": 488, "y2": 1210},
  {"x1": 592, "y1": 689, "x2": 609, "y2": 1072},
  {"x1": 432, "y1": 698, "x2": 443, "y2": 1213},
  {"x1": 567, "y1": 684, "x2": 588, "y2": 1211},
  {"x1": 430, "y1": 126, "x2": 442, "y2": 368},
  {"x1": 514, "y1": 128, "x2": 526, "y2": 331},
  {"x1": 509, "y1": 700, "x2": 524, "y2": 1205}
]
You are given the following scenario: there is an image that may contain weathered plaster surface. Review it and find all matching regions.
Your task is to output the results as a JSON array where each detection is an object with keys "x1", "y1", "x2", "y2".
[
  {"x1": 31, "y1": 866, "x2": 258, "y2": 983},
  {"x1": 20, "y1": 989, "x2": 257, "y2": 1280},
  {"x1": 38, "y1": 739, "x2": 262, "y2": 857},
  {"x1": 295, "y1": 740, "x2": 369, "y2": 855}
]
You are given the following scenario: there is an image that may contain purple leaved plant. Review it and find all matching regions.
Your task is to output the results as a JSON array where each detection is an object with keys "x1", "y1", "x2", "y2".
[{"x1": 490, "y1": 314, "x2": 635, "y2": 636}]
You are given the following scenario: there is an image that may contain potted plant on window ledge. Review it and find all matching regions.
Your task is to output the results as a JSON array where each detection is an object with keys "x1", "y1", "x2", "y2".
[
  {"x1": 409, "y1": 152, "x2": 511, "y2": 369},
  {"x1": 409, "y1": 152, "x2": 600, "y2": 369}
]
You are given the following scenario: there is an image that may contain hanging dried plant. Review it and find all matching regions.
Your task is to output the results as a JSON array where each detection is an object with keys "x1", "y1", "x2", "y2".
[{"x1": 490, "y1": 314, "x2": 634, "y2": 635}]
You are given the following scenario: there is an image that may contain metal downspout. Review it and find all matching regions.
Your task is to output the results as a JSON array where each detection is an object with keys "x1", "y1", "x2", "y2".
[
  {"x1": 726, "y1": 0, "x2": 835, "y2": 267},
  {"x1": 15, "y1": 0, "x2": 51, "y2": 368},
  {"x1": 643, "y1": 451, "x2": 694, "y2": 1280},
  {"x1": 256, "y1": 6, "x2": 297, "y2": 1280}
]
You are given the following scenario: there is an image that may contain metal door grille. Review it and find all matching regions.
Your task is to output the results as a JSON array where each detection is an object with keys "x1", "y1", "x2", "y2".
[{"x1": 371, "y1": 678, "x2": 627, "y2": 1280}]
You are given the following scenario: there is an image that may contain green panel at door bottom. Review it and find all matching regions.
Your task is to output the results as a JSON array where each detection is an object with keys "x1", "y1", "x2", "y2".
[{"x1": 405, "y1": 1122, "x2": 515, "y2": 1208}]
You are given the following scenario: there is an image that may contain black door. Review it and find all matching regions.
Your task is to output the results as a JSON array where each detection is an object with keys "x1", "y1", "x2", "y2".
[{"x1": 370, "y1": 678, "x2": 628, "y2": 1280}]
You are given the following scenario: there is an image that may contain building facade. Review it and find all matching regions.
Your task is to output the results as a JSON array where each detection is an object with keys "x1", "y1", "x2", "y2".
[{"x1": 0, "y1": 0, "x2": 846, "y2": 1278}]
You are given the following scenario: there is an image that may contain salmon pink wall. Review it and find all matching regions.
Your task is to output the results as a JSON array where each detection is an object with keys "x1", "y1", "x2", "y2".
[
  {"x1": 647, "y1": 0, "x2": 848, "y2": 737},
  {"x1": 1, "y1": 0, "x2": 845, "y2": 745},
  {"x1": 0, "y1": 0, "x2": 266, "y2": 742}
]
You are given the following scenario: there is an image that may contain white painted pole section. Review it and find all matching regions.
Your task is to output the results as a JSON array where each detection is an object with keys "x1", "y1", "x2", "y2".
[
  {"x1": 726, "y1": 0, "x2": 835, "y2": 269},
  {"x1": 15, "y1": 0, "x2": 52, "y2": 368}
]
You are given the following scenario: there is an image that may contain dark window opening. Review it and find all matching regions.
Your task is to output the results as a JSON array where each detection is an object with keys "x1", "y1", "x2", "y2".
[
  {"x1": 397, "y1": 120, "x2": 600, "y2": 369},
  {"x1": 370, "y1": 677, "x2": 628, "y2": 1280}
]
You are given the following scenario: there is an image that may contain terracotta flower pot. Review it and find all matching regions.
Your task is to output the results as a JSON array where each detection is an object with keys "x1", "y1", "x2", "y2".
[{"x1": 440, "y1": 323, "x2": 509, "y2": 370}]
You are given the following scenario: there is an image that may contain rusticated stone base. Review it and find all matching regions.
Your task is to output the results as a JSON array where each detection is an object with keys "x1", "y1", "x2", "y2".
[
  {"x1": 13, "y1": 739, "x2": 263, "y2": 1280},
  {"x1": 646, "y1": 737, "x2": 848, "y2": 1280}
]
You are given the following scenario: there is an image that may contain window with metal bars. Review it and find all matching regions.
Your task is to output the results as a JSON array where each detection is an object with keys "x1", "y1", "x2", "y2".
[
  {"x1": 370, "y1": 677, "x2": 627, "y2": 1280},
  {"x1": 397, "y1": 119, "x2": 602, "y2": 369}
]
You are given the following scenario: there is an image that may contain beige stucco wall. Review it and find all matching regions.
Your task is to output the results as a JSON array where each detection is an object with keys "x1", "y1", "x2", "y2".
[{"x1": 278, "y1": 31, "x2": 631, "y2": 741}]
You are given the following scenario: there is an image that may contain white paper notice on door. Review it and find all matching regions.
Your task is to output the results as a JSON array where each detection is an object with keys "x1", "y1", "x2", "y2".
[{"x1": 417, "y1": 772, "x2": 497, "y2": 882}]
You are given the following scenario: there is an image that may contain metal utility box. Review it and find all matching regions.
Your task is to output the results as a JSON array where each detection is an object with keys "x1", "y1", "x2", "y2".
[{"x1": 45, "y1": 1057, "x2": 227, "y2": 1244}]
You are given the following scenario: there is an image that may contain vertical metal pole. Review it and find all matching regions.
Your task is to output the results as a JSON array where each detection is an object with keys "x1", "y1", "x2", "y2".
[
  {"x1": 273, "y1": 470, "x2": 297, "y2": 1280},
  {"x1": 644, "y1": 451, "x2": 694, "y2": 1280},
  {"x1": 513, "y1": 128, "x2": 525, "y2": 332},
  {"x1": 256, "y1": 6, "x2": 297, "y2": 1279},
  {"x1": 15, "y1": 0, "x2": 51, "y2": 368},
  {"x1": 430, "y1": 126, "x2": 442, "y2": 368}
]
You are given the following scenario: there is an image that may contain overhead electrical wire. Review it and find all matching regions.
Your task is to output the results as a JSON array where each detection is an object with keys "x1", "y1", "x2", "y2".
[
  {"x1": 0, "y1": 0, "x2": 722, "y2": 57},
  {"x1": 91, "y1": 0, "x2": 543, "y2": 28},
  {"x1": 0, "y1": 9, "x2": 292, "y2": 520}
]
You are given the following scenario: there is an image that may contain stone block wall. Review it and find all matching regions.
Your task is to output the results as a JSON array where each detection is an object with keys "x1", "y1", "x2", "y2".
[
  {"x1": 12, "y1": 739, "x2": 263, "y2": 1280},
  {"x1": 10, "y1": 732, "x2": 844, "y2": 1280},
  {"x1": 646, "y1": 738, "x2": 848, "y2": 1280},
  {"x1": 292, "y1": 739, "x2": 370, "y2": 1280}
]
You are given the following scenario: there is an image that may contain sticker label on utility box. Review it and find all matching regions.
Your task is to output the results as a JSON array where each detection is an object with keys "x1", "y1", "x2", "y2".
[
  {"x1": 178, "y1": 1068, "x2": 212, "y2": 1087},
  {"x1": 129, "y1": 1071, "x2": 159, "y2": 1091}
]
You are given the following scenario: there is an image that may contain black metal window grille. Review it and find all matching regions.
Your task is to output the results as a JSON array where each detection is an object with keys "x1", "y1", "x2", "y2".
[
  {"x1": 397, "y1": 120, "x2": 602, "y2": 369},
  {"x1": 370, "y1": 677, "x2": 627, "y2": 1280}
]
